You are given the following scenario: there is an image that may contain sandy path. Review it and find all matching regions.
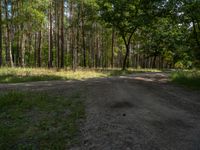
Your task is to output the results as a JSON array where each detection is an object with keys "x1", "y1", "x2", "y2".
[{"x1": 0, "y1": 72, "x2": 200, "y2": 150}]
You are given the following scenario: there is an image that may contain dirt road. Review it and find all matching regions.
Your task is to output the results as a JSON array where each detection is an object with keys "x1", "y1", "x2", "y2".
[{"x1": 1, "y1": 72, "x2": 200, "y2": 150}]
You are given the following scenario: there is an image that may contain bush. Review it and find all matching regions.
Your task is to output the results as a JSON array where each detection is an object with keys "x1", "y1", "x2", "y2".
[
  {"x1": 175, "y1": 61, "x2": 184, "y2": 69},
  {"x1": 171, "y1": 70, "x2": 200, "y2": 89}
]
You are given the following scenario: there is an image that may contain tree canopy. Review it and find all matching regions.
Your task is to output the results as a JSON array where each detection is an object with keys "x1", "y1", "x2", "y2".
[{"x1": 0, "y1": 0, "x2": 199, "y2": 69}]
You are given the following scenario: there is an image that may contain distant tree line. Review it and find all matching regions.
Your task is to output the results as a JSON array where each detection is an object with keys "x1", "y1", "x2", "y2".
[{"x1": 0, "y1": 0, "x2": 199, "y2": 70}]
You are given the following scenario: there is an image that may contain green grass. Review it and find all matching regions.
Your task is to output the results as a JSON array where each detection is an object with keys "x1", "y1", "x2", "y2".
[
  {"x1": 170, "y1": 70, "x2": 200, "y2": 90},
  {"x1": 0, "y1": 67, "x2": 107, "y2": 83},
  {"x1": 0, "y1": 91, "x2": 85, "y2": 149},
  {"x1": 0, "y1": 67, "x2": 161, "y2": 83}
]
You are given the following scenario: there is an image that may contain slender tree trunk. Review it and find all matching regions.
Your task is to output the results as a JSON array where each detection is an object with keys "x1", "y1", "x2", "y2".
[
  {"x1": 34, "y1": 33, "x2": 37, "y2": 67},
  {"x1": 92, "y1": 28, "x2": 95, "y2": 68},
  {"x1": 152, "y1": 55, "x2": 157, "y2": 68},
  {"x1": 81, "y1": 0, "x2": 86, "y2": 67},
  {"x1": 69, "y1": 1, "x2": 76, "y2": 71},
  {"x1": 76, "y1": 28, "x2": 80, "y2": 68},
  {"x1": 48, "y1": 2, "x2": 53, "y2": 68},
  {"x1": 27, "y1": 34, "x2": 32, "y2": 66},
  {"x1": 56, "y1": 1, "x2": 60, "y2": 69},
  {"x1": 16, "y1": 36, "x2": 20, "y2": 66},
  {"x1": 60, "y1": 0, "x2": 64, "y2": 68},
  {"x1": 19, "y1": 33, "x2": 25, "y2": 67},
  {"x1": 82, "y1": 23, "x2": 86, "y2": 67},
  {"x1": 0, "y1": 1, "x2": 2, "y2": 67},
  {"x1": 111, "y1": 28, "x2": 115, "y2": 68},
  {"x1": 123, "y1": 44, "x2": 130, "y2": 70},
  {"x1": 192, "y1": 19, "x2": 200, "y2": 49},
  {"x1": 5, "y1": 0, "x2": 13, "y2": 67},
  {"x1": 122, "y1": 28, "x2": 137, "y2": 70},
  {"x1": 15, "y1": 25, "x2": 20, "y2": 67},
  {"x1": 11, "y1": 1, "x2": 15, "y2": 64},
  {"x1": 95, "y1": 30, "x2": 99, "y2": 68},
  {"x1": 37, "y1": 31, "x2": 42, "y2": 67},
  {"x1": 73, "y1": 28, "x2": 77, "y2": 71}
]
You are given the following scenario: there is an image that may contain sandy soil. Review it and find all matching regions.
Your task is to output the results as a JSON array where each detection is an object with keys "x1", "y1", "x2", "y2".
[{"x1": 0, "y1": 72, "x2": 200, "y2": 150}]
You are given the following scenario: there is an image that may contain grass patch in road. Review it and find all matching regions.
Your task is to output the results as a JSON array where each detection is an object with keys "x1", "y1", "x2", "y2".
[
  {"x1": 170, "y1": 70, "x2": 200, "y2": 90},
  {"x1": 0, "y1": 67, "x2": 161, "y2": 83},
  {"x1": 0, "y1": 91, "x2": 85, "y2": 149}
]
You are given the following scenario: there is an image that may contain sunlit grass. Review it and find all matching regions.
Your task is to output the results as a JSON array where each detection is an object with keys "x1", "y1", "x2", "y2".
[
  {"x1": 170, "y1": 70, "x2": 200, "y2": 89},
  {"x1": 0, "y1": 67, "x2": 107, "y2": 83},
  {"x1": 0, "y1": 67, "x2": 162, "y2": 83}
]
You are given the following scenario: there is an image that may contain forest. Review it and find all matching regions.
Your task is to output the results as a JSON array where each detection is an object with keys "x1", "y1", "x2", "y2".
[
  {"x1": 1, "y1": 1, "x2": 200, "y2": 149},
  {"x1": 0, "y1": 0, "x2": 199, "y2": 70}
]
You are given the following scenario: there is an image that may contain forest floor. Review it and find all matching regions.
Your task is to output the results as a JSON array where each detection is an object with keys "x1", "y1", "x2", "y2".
[{"x1": 0, "y1": 72, "x2": 200, "y2": 150}]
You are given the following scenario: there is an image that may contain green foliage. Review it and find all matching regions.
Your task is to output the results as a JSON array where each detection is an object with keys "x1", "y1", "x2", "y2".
[
  {"x1": 0, "y1": 91, "x2": 85, "y2": 149},
  {"x1": 175, "y1": 61, "x2": 185, "y2": 69},
  {"x1": 13, "y1": 0, "x2": 48, "y2": 32},
  {"x1": 97, "y1": 0, "x2": 162, "y2": 69},
  {"x1": 0, "y1": 0, "x2": 199, "y2": 69},
  {"x1": 174, "y1": 56, "x2": 193, "y2": 69},
  {"x1": 97, "y1": 0, "x2": 155, "y2": 32},
  {"x1": 163, "y1": 51, "x2": 174, "y2": 63},
  {"x1": 171, "y1": 70, "x2": 200, "y2": 89}
]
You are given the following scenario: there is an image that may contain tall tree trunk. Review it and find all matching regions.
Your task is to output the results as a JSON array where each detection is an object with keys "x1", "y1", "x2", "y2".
[
  {"x1": 60, "y1": 0, "x2": 64, "y2": 68},
  {"x1": 152, "y1": 55, "x2": 157, "y2": 68},
  {"x1": 69, "y1": 1, "x2": 76, "y2": 71},
  {"x1": 77, "y1": 4, "x2": 81, "y2": 67},
  {"x1": 19, "y1": 33, "x2": 25, "y2": 67},
  {"x1": 123, "y1": 44, "x2": 130, "y2": 70},
  {"x1": 111, "y1": 28, "x2": 115, "y2": 68},
  {"x1": 27, "y1": 34, "x2": 32, "y2": 66},
  {"x1": 97, "y1": 31, "x2": 101, "y2": 68},
  {"x1": 81, "y1": 0, "x2": 86, "y2": 67},
  {"x1": 122, "y1": 28, "x2": 137, "y2": 70},
  {"x1": 5, "y1": 0, "x2": 13, "y2": 67},
  {"x1": 72, "y1": 28, "x2": 77, "y2": 71},
  {"x1": 0, "y1": 1, "x2": 2, "y2": 67},
  {"x1": 34, "y1": 33, "x2": 37, "y2": 67},
  {"x1": 76, "y1": 28, "x2": 80, "y2": 67},
  {"x1": 192, "y1": 19, "x2": 200, "y2": 50},
  {"x1": 15, "y1": 25, "x2": 20, "y2": 67},
  {"x1": 37, "y1": 31, "x2": 42, "y2": 67},
  {"x1": 82, "y1": 23, "x2": 86, "y2": 67},
  {"x1": 48, "y1": 2, "x2": 53, "y2": 68},
  {"x1": 56, "y1": 1, "x2": 60, "y2": 69}
]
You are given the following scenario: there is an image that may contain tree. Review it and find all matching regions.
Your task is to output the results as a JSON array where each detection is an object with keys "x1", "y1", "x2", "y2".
[
  {"x1": 4, "y1": 0, "x2": 13, "y2": 67},
  {"x1": 168, "y1": 0, "x2": 200, "y2": 65},
  {"x1": 60, "y1": 0, "x2": 65, "y2": 68},
  {"x1": 37, "y1": 30, "x2": 42, "y2": 67},
  {"x1": 111, "y1": 28, "x2": 115, "y2": 68},
  {"x1": 176, "y1": 0, "x2": 200, "y2": 49},
  {"x1": 0, "y1": 0, "x2": 2, "y2": 67},
  {"x1": 48, "y1": 0, "x2": 53, "y2": 68},
  {"x1": 0, "y1": 0, "x2": 198, "y2": 69},
  {"x1": 97, "y1": 0, "x2": 156, "y2": 70},
  {"x1": 80, "y1": 0, "x2": 87, "y2": 67}
]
